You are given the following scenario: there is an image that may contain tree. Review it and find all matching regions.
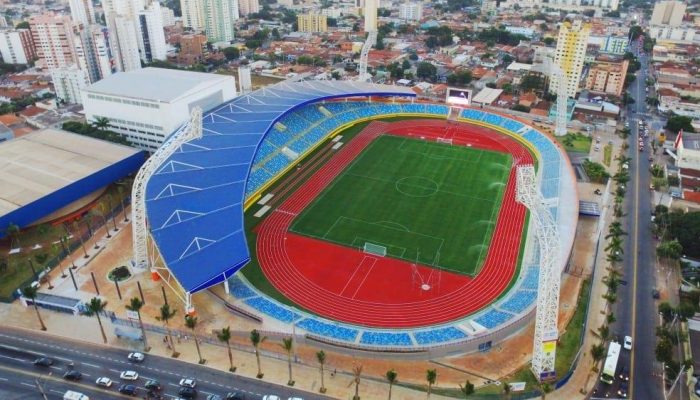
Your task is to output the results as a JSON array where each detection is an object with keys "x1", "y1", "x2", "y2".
[
  {"x1": 352, "y1": 364, "x2": 363, "y2": 400},
  {"x1": 598, "y1": 324, "x2": 610, "y2": 341},
  {"x1": 217, "y1": 326, "x2": 236, "y2": 372},
  {"x1": 222, "y1": 47, "x2": 240, "y2": 60},
  {"x1": 540, "y1": 382, "x2": 552, "y2": 399},
  {"x1": 447, "y1": 70, "x2": 473, "y2": 86},
  {"x1": 520, "y1": 74, "x2": 545, "y2": 91},
  {"x1": 184, "y1": 316, "x2": 209, "y2": 363},
  {"x1": 316, "y1": 350, "x2": 327, "y2": 393},
  {"x1": 250, "y1": 329, "x2": 267, "y2": 378},
  {"x1": 416, "y1": 62, "x2": 437, "y2": 80},
  {"x1": 590, "y1": 343, "x2": 606, "y2": 366},
  {"x1": 659, "y1": 302, "x2": 675, "y2": 323},
  {"x1": 657, "y1": 240, "x2": 683, "y2": 261},
  {"x1": 512, "y1": 104, "x2": 530, "y2": 113},
  {"x1": 281, "y1": 337, "x2": 294, "y2": 385},
  {"x1": 385, "y1": 369, "x2": 397, "y2": 400},
  {"x1": 656, "y1": 337, "x2": 673, "y2": 363},
  {"x1": 667, "y1": 211, "x2": 700, "y2": 258},
  {"x1": 459, "y1": 380, "x2": 475, "y2": 398},
  {"x1": 156, "y1": 303, "x2": 178, "y2": 356},
  {"x1": 15, "y1": 21, "x2": 30, "y2": 29},
  {"x1": 84, "y1": 297, "x2": 108, "y2": 343},
  {"x1": 5, "y1": 222, "x2": 21, "y2": 248},
  {"x1": 126, "y1": 297, "x2": 149, "y2": 351},
  {"x1": 22, "y1": 286, "x2": 46, "y2": 331},
  {"x1": 426, "y1": 369, "x2": 437, "y2": 398},
  {"x1": 543, "y1": 37, "x2": 555, "y2": 46},
  {"x1": 92, "y1": 116, "x2": 110, "y2": 134},
  {"x1": 503, "y1": 382, "x2": 512, "y2": 399},
  {"x1": 666, "y1": 115, "x2": 695, "y2": 133}
]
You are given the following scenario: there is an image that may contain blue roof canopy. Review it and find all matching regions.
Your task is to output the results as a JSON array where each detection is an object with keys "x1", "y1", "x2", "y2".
[{"x1": 145, "y1": 80, "x2": 415, "y2": 293}]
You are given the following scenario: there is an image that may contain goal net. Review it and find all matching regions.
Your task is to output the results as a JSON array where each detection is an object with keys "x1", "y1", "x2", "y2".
[
  {"x1": 363, "y1": 242, "x2": 387, "y2": 257},
  {"x1": 448, "y1": 106, "x2": 462, "y2": 121},
  {"x1": 437, "y1": 137, "x2": 453, "y2": 145}
]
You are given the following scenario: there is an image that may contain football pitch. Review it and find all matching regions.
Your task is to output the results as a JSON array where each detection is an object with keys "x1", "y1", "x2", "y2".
[{"x1": 289, "y1": 134, "x2": 512, "y2": 275}]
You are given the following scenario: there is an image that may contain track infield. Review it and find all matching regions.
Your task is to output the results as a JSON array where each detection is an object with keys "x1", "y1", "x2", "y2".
[{"x1": 289, "y1": 135, "x2": 511, "y2": 275}]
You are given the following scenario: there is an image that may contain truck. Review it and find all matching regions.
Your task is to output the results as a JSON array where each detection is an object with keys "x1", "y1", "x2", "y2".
[{"x1": 63, "y1": 390, "x2": 90, "y2": 400}]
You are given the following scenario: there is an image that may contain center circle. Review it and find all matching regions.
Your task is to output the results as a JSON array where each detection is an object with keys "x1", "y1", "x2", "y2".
[{"x1": 395, "y1": 176, "x2": 439, "y2": 197}]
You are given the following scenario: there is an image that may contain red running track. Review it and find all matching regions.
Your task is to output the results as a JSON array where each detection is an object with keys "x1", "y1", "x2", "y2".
[{"x1": 256, "y1": 119, "x2": 534, "y2": 328}]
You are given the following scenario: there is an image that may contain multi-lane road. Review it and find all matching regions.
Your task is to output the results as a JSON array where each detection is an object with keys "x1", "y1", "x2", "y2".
[{"x1": 0, "y1": 326, "x2": 329, "y2": 399}]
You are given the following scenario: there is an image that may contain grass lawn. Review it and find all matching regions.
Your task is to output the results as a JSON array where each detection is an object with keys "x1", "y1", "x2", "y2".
[
  {"x1": 603, "y1": 144, "x2": 613, "y2": 167},
  {"x1": 556, "y1": 133, "x2": 593, "y2": 153},
  {"x1": 290, "y1": 135, "x2": 511, "y2": 275}
]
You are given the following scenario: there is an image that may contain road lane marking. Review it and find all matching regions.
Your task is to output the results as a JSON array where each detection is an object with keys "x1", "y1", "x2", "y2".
[
  {"x1": 20, "y1": 382, "x2": 35, "y2": 388},
  {"x1": 0, "y1": 354, "x2": 25, "y2": 362},
  {"x1": 82, "y1": 362, "x2": 101, "y2": 368},
  {"x1": 630, "y1": 109, "x2": 641, "y2": 398}
]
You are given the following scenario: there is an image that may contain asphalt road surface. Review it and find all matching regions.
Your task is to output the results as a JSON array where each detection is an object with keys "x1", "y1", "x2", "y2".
[{"x1": 0, "y1": 325, "x2": 330, "y2": 400}]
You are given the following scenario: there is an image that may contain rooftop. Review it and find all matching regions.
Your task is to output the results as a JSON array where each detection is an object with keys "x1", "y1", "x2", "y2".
[
  {"x1": 0, "y1": 128, "x2": 140, "y2": 219},
  {"x1": 83, "y1": 67, "x2": 235, "y2": 103}
]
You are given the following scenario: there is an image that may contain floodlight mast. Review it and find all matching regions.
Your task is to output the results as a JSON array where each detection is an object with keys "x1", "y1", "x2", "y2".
[{"x1": 515, "y1": 165, "x2": 561, "y2": 380}]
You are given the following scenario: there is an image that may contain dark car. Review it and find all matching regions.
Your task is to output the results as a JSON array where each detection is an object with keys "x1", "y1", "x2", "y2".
[
  {"x1": 33, "y1": 357, "x2": 53, "y2": 367},
  {"x1": 63, "y1": 370, "x2": 82, "y2": 381},
  {"x1": 226, "y1": 393, "x2": 245, "y2": 400},
  {"x1": 145, "y1": 379, "x2": 162, "y2": 391},
  {"x1": 118, "y1": 384, "x2": 137, "y2": 396},
  {"x1": 617, "y1": 381, "x2": 629, "y2": 397},
  {"x1": 179, "y1": 386, "x2": 197, "y2": 399},
  {"x1": 618, "y1": 366, "x2": 629, "y2": 381},
  {"x1": 206, "y1": 395, "x2": 223, "y2": 400}
]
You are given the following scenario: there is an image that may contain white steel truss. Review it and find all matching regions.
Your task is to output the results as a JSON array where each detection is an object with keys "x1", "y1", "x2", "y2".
[
  {"x1": 554, "y1": 63, "x2": 568, "y2": 137},
  {"x1": 515, "y1": 165, "x2": 561, "y2": 379},
  {"x1": 132, "y1": 107, "x2": 204, "y2": 272},
  {"x1": 358, "y1": 30, "x2": 377, "y2": 82}
]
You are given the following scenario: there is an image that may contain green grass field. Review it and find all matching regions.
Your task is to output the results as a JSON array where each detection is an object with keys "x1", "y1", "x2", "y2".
[{"x1": 289, "y1": 135, "x2": 511, "y2": 275}]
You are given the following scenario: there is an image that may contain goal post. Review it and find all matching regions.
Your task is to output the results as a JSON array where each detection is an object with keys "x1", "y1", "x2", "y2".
[
  {"x1": 363, "y1": 242, "x2": 387, "y2": 257},
  {"x1": 437, "y1": 137, "x2": 453, "y2": 145}
]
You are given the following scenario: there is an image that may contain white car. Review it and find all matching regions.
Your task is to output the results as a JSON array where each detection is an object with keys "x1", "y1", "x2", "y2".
[
  {"x1": 262, "y1": 396, "x2": 281, "y2": 400},
  {"x1": 624, "y1": 335, "x2": 633, "y2": 350},
  {"x1": 95, "y1": 377, "x2": 113, "y2": 387},
  {"x1": 127, "y1": 352, "x2": 145, "y2": 362},
  {"x1": 179, "y1": 378, "x2": 196, "y2": 388},
  {"x1": 120, "y1": 370, "x2": 139, "y2": 381}
]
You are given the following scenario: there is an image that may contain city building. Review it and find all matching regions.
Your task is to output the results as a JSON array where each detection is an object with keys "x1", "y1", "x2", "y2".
[
  {"x1": 584, "y1": 59, "x2": 629, "y2": 96},
  {"x1": 161, "y1": 6, "x2": 176, "y2": 27},
  {"x1": 651, "y1": 1, "x2": 686, "y2": 27},
  {"x1": 138, "y1": 1, "x2": 168, "y2": 63},
  {"x1": 364, "y1": 0, "x2": 377, "y2": 32},
  {"x1": 111, "y1": 15, "x2": 142, "y2": 71},
  {"x1": 238, "y1": 65, "x2": 252, "y2": 93},
  {"x1": 676, "y1": 132, "x2": 700, "y2": 170},
  {"x1": 178, "y1": 33, "x2": 208, "y2": 64},
  {"x1": 398, "y1": 2, "x2": 422, "y2": 22},
  {"x1": 29, "y1": 13, "x2": 79, "y2": 70},
  {"x1": 238, "y1": 0, "x2": 259, "y2": 17},
  {"x1": 181, "y1": 0, "x2": 205, "y2": 31},
  {"x1": 50, "y1": 66, "x2": 90, "y2": 104},
  {"x1": 505, "y1": 26, "x2": 535, "y2": 39},
  {"x1": 68, "y1": 0, "x2": 96, "y2": 26},
  {"x1": 81, "y1": 68, "x2": 237, "y2": 151},
  {"x1": 649, "y1": 25, "x2": 696, "y2": 44},
  {"x1": 0, "y1": 29, "x2": 36, "y2": 64},
  {"x1": 551, "y1": 20, "x2": 590, "y2": 99},
  {"x1": 297, "y1": 14, "x2": 327, "y2": 33},
  {"x1": 203, "y1": 0, "x2": 239, "y2": 43},
  {"x1": 75, "y1": 25, "x2": 112, "y2": 83},
  {"x1": 588, "y1": 35, "x2": 628, "y2": 55}
]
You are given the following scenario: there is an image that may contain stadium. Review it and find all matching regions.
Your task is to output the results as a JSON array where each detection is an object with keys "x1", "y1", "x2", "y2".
[{"x1": 137, "y1": 80, "x2": 577, "y2": 353}]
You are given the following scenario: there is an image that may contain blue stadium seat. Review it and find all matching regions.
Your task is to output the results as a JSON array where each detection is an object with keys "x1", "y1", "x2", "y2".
[
  {"x1": 520, "y1": 267, "x2": 539, "y2": 290},
  {"x1": 244, "y1": 297, "x2": 300, "y2": 323},
  {"x1": 226, "y1": 277, "x2": 257, "y2": 299},
  {"x1": 500, "y1": 290, "x2": 538, "y2": 314},
  {"x1": 359, "y1": 331, "x2": 413, "y2": 346},
  {"x1": 474, "y1": 309, "x2": 514, "y2": 329},
  {"x1": 297, "y1": 318, "x2": 359, "y2": 341},
  {"x1": 413, "y1": 327, "x2": 467, "y2": 345},
  {"x1": 262, "y1": 153, "x2": 290, "y2": 175}
]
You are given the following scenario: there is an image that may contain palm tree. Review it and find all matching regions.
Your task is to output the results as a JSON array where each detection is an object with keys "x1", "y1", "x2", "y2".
[
  {"x1": 22, "y1": 286, "x2": 46, "y2": 331},
  {"x1": 89, "y1": 206, "x2": 111, "y2": 239},
  {"x1": 156, "y1": 303, "x2": 177, "y2": 357},
  {"x1": 105, "y1": 195, "x2": 118, "y2": 232},
  {"x1": 605, "y1": 236, "x2": 624, "y2": 256},
  {"x1": 281, "y1": 337, "x2": 294, "y2": 386},
  {"x1": 540, "y1": 382, "x2": 552, "y2": 399},
  {"x1": 117, "y1": 185, "x2": 129, "y2": 222},
  {"x1": 606, "y1": 221, "x2": 627, "y2": 239},
  {"x1": 590, "y1": 343, "x2": 606, "y2": 370},
  {"x1": 459, "y1": 380, "x2": 475, "y2": 399},
  {"x1": 5, "y1": 222, "x2": 21, "y2": 248},
  {"x1": 84, "y1": 297, "x2": 108, "y2": 343},
  {"x1": 317, "y1": 351, "x2": 327, "y2": 393},
  {"x1": 598, "y1": 324, "x2": 610, "y2": 341},
  {"x1": 426, "y1": 369, "x2": 437, "y2": 398},
  {"x1": 217, "y1": 326, "x2": 236, "y2": 372},
  {"x1": 125, "y1": 297, "x2": 149, "y2": 351},
  {"x1": 352, "y1": 364, "x2": 363, "y2": 400},
  {"x1": 385, "y1": 369, "x2": 397, "y2": 400},
  {"x1": 502, "y1": 382, "x2": 512, "y2": 400},
  {"x1": 72, "y1": 221, "x2": 89, "y2": 258},
  {"x1": 184, "y1": 314, "x2": 204, "y2": 364},
  {"x1": 92, "y1": 116, "x2": 110, "y2": 133},
  {"x1": 250, "y1": 329, "x2": 266, "y2": 378}
]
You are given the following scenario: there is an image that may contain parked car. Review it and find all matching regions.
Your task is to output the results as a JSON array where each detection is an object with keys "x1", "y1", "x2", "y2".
[
  {"x1": 33, "y1": 357, "x2": 54, "y2": 367},
  {"x1": 127, "y1": 352, "x2": 145, "y2": 362},
  {"x1": 95, "y1": 377, "x2": 113, "y2": 387},
  {"x1": 624, "y1": 336, "x2": 633, "y2": 350},
  {"x1": 63, "y1": 370, "x2": 82, "y2": 381},
  {"x1": 120, "y1": 370, "x2": 139, "y2": 381},
  {"x1": 618, "y1": 381, "x2": 629, "y2": 397}
]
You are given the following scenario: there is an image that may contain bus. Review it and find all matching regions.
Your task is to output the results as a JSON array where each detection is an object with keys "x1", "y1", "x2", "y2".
[{"x1": 601, "y1": 341, "x2": 622, "y2": 384}]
